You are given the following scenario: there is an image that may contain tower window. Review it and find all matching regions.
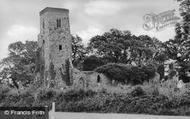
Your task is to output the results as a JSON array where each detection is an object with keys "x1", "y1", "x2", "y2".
[
  {"x1": 97, "y1": 75, "x2": 101, "y2": 83},
  {"x1": 42, "y1": 20, "x2": 45, "y2": 29},
  {"x1": 43, "y1": 40, "x2": 45, "y2": 44},
  {"x1": 56, "y1": 19, "x2": 61, "y2": 28},
  {"x1": 59, "y1": 45, "x2": 62, "y2": 51}
]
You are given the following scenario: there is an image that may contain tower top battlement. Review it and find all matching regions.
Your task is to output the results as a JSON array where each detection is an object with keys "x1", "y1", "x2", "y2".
[{"x1": 40, "y1": 7, "x2": 69, "y2": 15}]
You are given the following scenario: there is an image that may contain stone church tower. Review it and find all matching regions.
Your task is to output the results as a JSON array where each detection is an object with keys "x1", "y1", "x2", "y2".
[{"x1": 37, "y1": 7, "x2": 73, "y2": 88}]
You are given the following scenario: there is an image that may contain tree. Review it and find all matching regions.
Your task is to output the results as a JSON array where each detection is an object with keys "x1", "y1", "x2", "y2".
[
  {"x1": 0, "y1": 41, "x2": 38, "y2": 88},
  {"x1": 134, "y1": 35, "x2": 164, "y2": 65},
  {"x1": 88, "y1": 29, "x2": 135, "y2": 63},
  {"x1": 167, "y1": 0, "x2": 190, "y2": 62},
  {"x1": 83, "y1": 55, "x2": 105, "y2": 71},
  {"x1": 87, "y1": 29, "x2": 163, "y2": 66},
  {"x1": 71, "y1": 35, "x2": 87, "y2": 69},
  {"x1": 177, "y1": 0, "x2": 190, "y2": 41},
  {"x1": 162, "y1": 0, "x2": 190, "y2": 82}
]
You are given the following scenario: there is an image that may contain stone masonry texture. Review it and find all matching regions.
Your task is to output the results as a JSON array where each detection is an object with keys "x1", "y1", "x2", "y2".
[{"x1": 38, "y1": 7, "x2": 72, "y2": 88}]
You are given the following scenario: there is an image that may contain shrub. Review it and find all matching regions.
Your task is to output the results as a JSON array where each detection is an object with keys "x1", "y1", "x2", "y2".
[
  {"x1": 95, "y1": 63, "x2": 156, "y2": 85},
  {"x1": 0, "y1": 85, "x2": 10, "y2": 101},
  {"x1": 55, "y1": 87, "x2": 190, "y2": 115},
  {"x1": 142, "y1": 64, "x2": 156, "y2": 80},
  {"x1": 83, "y1": 55, "x2": 105, "y2": 71},
  {"x1": 2, "y1": 93, "x2": 21, "y2": 107},
  {"x1": 58, "y1": 90, "x2": 172, "y2": 114},
  {"x1": 61, "y1": 89, "x2": 96, "y2": 102},
  {"x1": 36, "y1": 88, "x2": 57, "y2": 101},
  {"x1": 131, "y1": 86, "x2": 146, "y2": 97},
  {"x1": 55, "y1": 89, "x2": 97, "y2": 111},
  {"x1": 157, "y1": 64, "x2": 164, "y2": 80},
  {"x1": 142, "y1": 81, "x2": 160, "y2": 96},
  {"x1": 1, "y1": 85, "x2": 190, "y2": 115}
]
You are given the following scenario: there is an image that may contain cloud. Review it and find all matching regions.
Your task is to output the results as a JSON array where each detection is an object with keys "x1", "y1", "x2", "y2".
[
  {"x1": 76, "y1": 26, "x2": 103, "y2": 44},
  {"x1": 84, "y1": 0, "x2": 126, "y2": 16},
  {"x1": 63, "y1": 0, "x2": 81, "y2": 11},
  {"x1": 0, "y1": 0, "x2": 180, "y2": 60},
  {"x1": 7, "y1": 25, "x2": 38, "y2": 42},
  {"x1": 134, "y1": 26, "x2": 176, "y2": 42},
  {"x1": 0, "y1": 25, "x2": 39, "y2": 60}
]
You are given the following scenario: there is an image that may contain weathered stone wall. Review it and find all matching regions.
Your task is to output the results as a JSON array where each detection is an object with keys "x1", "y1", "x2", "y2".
[
  {"x1": 38, "y1": 7, "x2": 72, "y2": 88},
  {"x1": 72, "y1": 68, "x2": 110, "y2": 90}
]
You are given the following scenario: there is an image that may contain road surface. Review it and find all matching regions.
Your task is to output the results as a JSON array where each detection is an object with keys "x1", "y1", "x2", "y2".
[{"x1": 49, "y1": 112, "x2": 190, "y2": 119}]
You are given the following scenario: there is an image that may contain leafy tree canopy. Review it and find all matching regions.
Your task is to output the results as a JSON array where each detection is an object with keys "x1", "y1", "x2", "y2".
[
  {"x1": 0, "y1": 41, "x2": 38, "y2": 88},
  {"x1": 87, "y1": 29, "x2": 164, "y2": 66}
]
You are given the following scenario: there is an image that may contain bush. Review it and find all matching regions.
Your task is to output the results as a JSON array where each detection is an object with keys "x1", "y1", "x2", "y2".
[
  {"x1": 58, "y1": 90, "x2": 170, "y2": 114},
  {"x1": 95, "y1": 63, "x2": 156, "y2": 85},
  {"x1": 36, "y1": 88, "x2": 57, "y2": 101},
  {"x1": 157, "y1": 64, "x2": 164, "y2": 80},
  {"x1": 1, "y1": 85, "x2": 190, "y2": 115},
  {"x1": 61, "y1": 89, "x2": 97, "y2": 102},
  {"x1": 83, "y1": 55, "x2": 105, "y2": 71},
  {"x1": 131, "y1": 86, "x2": 146, "y2": 97},
  {"x1": 0, "y1": 85, "x2": 10, "y2": 101},
  {"x1": 142, "y1": 64, "x2": 156, "y2": 80},
  {"x1": 17, "y1": 90, "x2": 35, "y2": 107}
]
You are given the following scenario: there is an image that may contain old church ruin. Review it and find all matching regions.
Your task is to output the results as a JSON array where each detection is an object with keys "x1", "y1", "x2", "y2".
[{"x1": 36, "y1": 7, "x2": 109, "y2": 89}]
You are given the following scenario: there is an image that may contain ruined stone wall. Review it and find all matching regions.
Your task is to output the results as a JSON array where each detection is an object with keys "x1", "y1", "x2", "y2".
[{"x1": 72, "y1": 68, "x2": 111, "y2": 90}]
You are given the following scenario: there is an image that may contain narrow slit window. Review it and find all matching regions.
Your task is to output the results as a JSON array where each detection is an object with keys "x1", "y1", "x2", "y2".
[
  {"x1": 59, "y1": 45, "x2": 62, "y2": 51},
  {"x1": 97, "y1": 75, "x2": 101, "y2": 83},
  {"x1": 42, "y1": 20, "x2": 45, "y2": 29}
]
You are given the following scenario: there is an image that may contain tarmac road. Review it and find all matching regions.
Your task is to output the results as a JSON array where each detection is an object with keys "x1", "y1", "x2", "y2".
[{"x1": 49, "y1": 112, "x2": 190, "y2": 119}]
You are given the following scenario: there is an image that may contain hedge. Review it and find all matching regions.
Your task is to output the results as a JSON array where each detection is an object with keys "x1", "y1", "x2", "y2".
[
  {"x1": 0, "y1": 86, "x2": 190, "y2": 115},
  {"x1": 94, "y1": 63, "x2": 156, "y2": 85}
]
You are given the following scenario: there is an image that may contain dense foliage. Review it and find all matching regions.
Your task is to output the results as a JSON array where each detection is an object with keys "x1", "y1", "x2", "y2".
[
  {"x1": 72, "y1": 35, "x2": 87, "y2": 69},
  {"x1": 0, "y1": 86, "x2": 190, "y2": 116},
  {"x1": 83, "y1": 55, "x2": 105, "y2": 71},
  {"x1": 162, "y1": 0, "x2": 190, "y2": 82},
  {"x1": 95, "y1": 63, "x2": 156, "y2": 85},
  {"x1": 0, "y1": 41, "x2": 38, "y2": 87},
  {"x1": 88, "y1": 29, "x2": 164, "y2": 65}
]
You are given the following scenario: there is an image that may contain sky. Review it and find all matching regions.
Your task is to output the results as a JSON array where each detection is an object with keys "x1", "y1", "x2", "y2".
[{"x1": 0, "y1": 0, "x2": 180, "y2": 60}]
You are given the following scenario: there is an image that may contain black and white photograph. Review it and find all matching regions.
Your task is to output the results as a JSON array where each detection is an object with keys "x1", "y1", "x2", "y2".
[{"x1": 0, "y1": 0, "x2": 190, "y2": 119}]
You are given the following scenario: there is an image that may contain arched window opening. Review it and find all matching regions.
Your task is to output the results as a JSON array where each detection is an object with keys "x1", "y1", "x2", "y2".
[
  {"x1": 97, "y1": 75, "x2": 101, "y2": 83},
  {"x1": 56, "y1": 19, "x2": 61, "y2": 28}
]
